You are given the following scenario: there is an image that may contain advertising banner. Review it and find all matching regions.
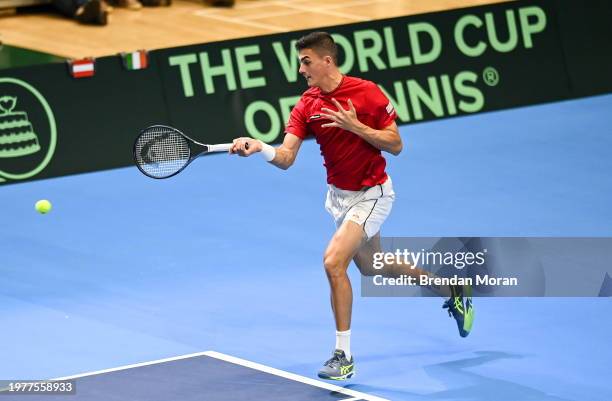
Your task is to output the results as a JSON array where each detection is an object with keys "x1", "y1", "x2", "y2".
[{"x1": 156, "y1": 0, "x2": 568, "y2": 145}]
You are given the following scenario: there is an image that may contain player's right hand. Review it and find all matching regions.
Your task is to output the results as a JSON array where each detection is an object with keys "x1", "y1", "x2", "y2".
[{"x1": 230, "y1": 137, "x2": 262, "y2": 157}]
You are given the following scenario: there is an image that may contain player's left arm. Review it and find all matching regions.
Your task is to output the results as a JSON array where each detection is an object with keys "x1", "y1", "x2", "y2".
[{"x1": 321, "y1": 98, "x2": 402, "y2": 156}]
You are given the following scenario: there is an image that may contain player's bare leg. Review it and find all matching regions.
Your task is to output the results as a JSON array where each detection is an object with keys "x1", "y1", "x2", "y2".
[
  {"x1": 318, "y1": 220, "x2": 363, "y2": 380},
  {"x1": 323, "y1": 220, "x2": 365, "y2": 331}
]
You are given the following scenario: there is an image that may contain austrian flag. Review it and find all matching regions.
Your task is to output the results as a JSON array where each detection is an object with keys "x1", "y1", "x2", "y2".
[
  {"x1": 68, "y1": 58, "x2": 95, "y2": 78},
  {"x1": 122, "y1": 50, "x2": 149, "y2": 70}
]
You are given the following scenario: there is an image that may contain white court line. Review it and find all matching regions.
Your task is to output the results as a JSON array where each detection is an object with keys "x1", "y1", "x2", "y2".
[
  {"x1": 240, "y1": 0, "x2": 392, "y2": 21},
  {"x1": 194, "y1": 0, "x2": 394, "y2": 29},
  {"x1": 52, "y1": 351, "x2": 213, "y2": 380},
  {"x1": 335, "y1": 0, "x2": 393, "y2": 7},
  {"x1": 52, "y1": 350, "x2": 389, "y2": 401},
  {"x1": 196, "y1": 0, "x2": 390, "y2": 17},
  {"x1": 277, "y1": 1, "x2": 367, "y2": 21},
  {"x1": 282, "y1": 0, "x2": 393, "y2": 11},
  {"x1": 197, "y1": 0, "x2": 316, "y2": 12},
  {"x1": 193, "y1": 11, "x2": 288, "y2": 32},
  {"x1": 240, "y1": 0, "x2": 391, "y2": 10},
  {"x1": 241, "y1": 9, "x2": 303, "y2": 21},
  {"x1": 204, "y1": 351, "x2": 389, "y2": 401}
]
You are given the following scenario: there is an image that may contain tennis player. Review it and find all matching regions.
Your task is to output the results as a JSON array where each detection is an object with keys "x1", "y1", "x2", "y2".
[{"x1": 231, "y1": 31, "x2": 473, "y2": 380}]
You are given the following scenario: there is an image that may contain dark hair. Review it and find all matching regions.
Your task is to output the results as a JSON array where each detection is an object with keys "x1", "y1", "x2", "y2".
[{"x1": 295, "y1": 31, "x2": 338, "y2": 64}]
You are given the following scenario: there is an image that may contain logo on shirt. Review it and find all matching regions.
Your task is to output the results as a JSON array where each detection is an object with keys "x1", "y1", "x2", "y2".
[
  {"x1": 385, "y1": 102, "x2": 395, "y2": 115},
  {"x1": 308, "y1": 114, "x2": 322, "y2": 121}
]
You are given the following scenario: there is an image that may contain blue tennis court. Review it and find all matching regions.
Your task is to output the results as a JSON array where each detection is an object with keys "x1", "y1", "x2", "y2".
[{"x1": 1, "y1": 94, "x2": 611, "y2": 400}]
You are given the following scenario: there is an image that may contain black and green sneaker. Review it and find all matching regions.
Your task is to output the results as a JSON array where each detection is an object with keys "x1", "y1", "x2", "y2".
[
  {"x1": 443, "y1": 284, "x2": 474, "y2": 337},
  {"x1": 317, "y1": 349, "x2": 355, "y2": 380}
]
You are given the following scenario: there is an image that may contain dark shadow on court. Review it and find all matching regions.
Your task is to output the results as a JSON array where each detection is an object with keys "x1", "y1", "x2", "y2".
[{"x1": 341, "y1": 351, "x2": 576, "y2": 401}]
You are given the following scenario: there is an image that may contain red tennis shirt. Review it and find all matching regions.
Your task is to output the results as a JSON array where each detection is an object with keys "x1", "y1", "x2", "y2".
[{"x1": 285, "y1": 75, "x2": 397, "y2": 190}]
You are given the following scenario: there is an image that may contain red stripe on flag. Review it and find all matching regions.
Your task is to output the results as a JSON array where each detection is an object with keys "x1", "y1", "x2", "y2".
[
  {"x1": 139, "y1": 51, "x2": 148, "y2": 69},
  {"x1": 70, "y1": 59, "x2": 95, "y2": 78}
]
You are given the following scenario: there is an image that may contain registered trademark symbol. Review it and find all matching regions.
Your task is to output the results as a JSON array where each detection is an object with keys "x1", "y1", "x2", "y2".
[{"x1": 483, "y1": 67, "x2": 500, "y2": 86}]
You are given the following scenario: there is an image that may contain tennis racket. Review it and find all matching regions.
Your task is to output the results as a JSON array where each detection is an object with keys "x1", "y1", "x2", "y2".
[{"x1": 133, "y1": 125, "x2": 246, "y2": 179}]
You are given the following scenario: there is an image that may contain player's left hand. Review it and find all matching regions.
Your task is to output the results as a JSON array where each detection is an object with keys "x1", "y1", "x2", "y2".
[{"x1": 320, "y1": 98, "x2": 365, "y2": 133}]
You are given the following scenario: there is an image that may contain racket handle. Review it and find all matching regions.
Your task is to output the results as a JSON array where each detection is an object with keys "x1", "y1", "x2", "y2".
[
  {"x1": 208, "y1": 142, "x2": 250, "y2": 153},
  {"x1": 207, "y1": 143, "x2": 233, "y2": 152}
]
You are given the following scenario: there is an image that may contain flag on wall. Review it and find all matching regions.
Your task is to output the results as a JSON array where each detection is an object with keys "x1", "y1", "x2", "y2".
[
  {"x1": 121, "y1": 50, "x2": 149, "y2": 71},
  {"x1": 67, "y1": 58, "x2": 95, "y2": 78}
]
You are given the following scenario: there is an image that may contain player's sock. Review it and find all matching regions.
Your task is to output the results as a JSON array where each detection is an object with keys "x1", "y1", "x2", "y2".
[{"x1": 335, "y1": 329, "x2": 351, "y2": 360}]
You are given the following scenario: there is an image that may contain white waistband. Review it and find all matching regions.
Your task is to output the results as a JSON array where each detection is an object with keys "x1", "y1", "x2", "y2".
[{"x1": 328, "y1": 176, "x2": 391, "y2": 196}]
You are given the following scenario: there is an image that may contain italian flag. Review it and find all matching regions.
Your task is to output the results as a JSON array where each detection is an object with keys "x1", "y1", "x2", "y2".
[{"x1": 124, "y1": 51, "x2": 148, "y2": 70}]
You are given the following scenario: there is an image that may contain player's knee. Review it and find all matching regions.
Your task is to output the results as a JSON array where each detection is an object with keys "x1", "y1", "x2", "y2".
[{"x1": 323, "y1": 251, "x2": 347, "y2": 278}]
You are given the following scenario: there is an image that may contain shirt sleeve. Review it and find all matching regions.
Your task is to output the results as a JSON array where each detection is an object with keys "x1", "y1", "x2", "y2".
[
  {"x1": 369, "y1": 83, "x2": 397, "y2": 130},
  {"x1": 284, "y1": 96, "x2": 308, "y2": 139}
]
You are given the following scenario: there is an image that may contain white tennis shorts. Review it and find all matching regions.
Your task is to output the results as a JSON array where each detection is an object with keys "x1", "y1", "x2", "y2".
[{"x1": 324, "y1": 176, "x2": 395, "y2": 240}]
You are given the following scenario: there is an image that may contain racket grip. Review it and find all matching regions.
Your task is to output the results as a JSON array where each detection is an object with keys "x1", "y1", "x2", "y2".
[
  {"x1": 208, "y1": 142, "x2": 249, "y2": 153},
  {"x1": 207, "y1": 143, "x2": 233, "y2": 152}
]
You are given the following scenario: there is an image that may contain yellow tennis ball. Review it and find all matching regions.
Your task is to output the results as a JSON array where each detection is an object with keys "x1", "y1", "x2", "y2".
[{"x1": 35, "y1": 199, "x2": 52, "y2": 214}]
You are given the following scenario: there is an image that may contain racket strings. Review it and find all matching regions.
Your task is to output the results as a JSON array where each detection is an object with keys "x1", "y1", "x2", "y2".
[{"x1": 134, "y1": 126, "x2": 191, "y2": 178}]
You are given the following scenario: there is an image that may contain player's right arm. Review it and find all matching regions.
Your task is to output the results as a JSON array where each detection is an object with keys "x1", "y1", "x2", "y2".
[
  {"x1": 229, "y1": 133, "x2": 303, "y2": 170},
  {"x1": 231, "y1": 95, "x2": 307, "y2": 170},
  {"x1": 269, "y1": 133, "x2": 302, "y2": 170}
]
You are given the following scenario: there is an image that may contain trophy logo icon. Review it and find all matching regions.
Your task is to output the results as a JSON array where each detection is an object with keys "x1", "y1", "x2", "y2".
[
  {"x1": 0, "y1": 77, "x2": 57, "y2": 183},
  {"x1": 0, "y1": 95, "x2": 42, "y2": 158}
]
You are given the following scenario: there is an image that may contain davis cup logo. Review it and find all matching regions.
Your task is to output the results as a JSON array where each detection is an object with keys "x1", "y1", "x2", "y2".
[
  {"x1": 0, "y1": 78, "x2": 56, "y2": 183},
  {"x1": 0, "y1": 96, "x2": 41, "y2": 157}
]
